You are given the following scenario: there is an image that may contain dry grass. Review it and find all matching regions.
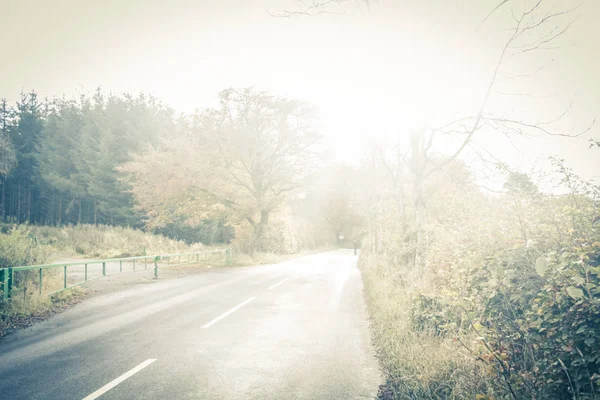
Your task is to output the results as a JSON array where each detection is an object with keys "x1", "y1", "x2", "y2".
[
  {"x1": 29, "y1": 224, "x2": 205, "y2": 259},
  {"x1": 0, "y1": 284, "x2": 86, "y2": 338},
  {"x1": 359, "y1": 251, "x2": 498, "y2": 400}
]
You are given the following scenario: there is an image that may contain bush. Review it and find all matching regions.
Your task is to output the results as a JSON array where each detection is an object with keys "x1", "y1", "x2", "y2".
[
  {"x1": 0, "y1": 225, "x2": 46, "y2": 269},
  {"x1": 360, "y1": 250, "x2": 497, "y2": 399},
  {"x1": 409, "y1": 203, "x2": 600, "y2": 399},
  {"x1": 261, "y1": 215, "x2": 299, "y2": 255},
  {"x1": 0, "y1": 225, "x2": 47, "y2": 300}
]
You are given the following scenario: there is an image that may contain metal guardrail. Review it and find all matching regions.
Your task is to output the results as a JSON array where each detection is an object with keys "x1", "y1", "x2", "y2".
[{"x1": 0, "y1": 248, "x2": 232, "y2": 300}]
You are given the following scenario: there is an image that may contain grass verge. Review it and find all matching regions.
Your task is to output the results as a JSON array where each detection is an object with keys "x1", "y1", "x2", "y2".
[
  {"x1": 0, "y1": 287, "x2": 87, "y2": 338},
  {"x1": 359, "y1": 251, "x2": 498, "y2": 400},
  {"x1": 18, "y1": 224, "x2": 206, "y2": 259}
]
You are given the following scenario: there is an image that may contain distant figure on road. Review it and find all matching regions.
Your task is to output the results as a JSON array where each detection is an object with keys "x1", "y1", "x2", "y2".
[{"x1": 353, "y1": 239, "x2": 358, "y2": 255}]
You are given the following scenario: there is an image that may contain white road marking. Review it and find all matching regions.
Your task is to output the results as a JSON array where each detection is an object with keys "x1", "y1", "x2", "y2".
[
  {"x1": 268, "y1": 278, "x2": 288, "y2": 290},
  {"x1": 202, "y1": 297, "x2": 256, "y2": 328},
  {"x1": 82, "y1": 359, "x2": 156, "y2": 400}
]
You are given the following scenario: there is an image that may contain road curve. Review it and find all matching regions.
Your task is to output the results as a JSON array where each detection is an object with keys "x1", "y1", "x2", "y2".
[{"x1": 0, "y1": 250, "x2": 381, "y2": 399}]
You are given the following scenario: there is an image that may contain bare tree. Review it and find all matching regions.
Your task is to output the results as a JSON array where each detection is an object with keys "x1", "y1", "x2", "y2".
[{"x1": 282, "y1": 0, "x2": 591, "y2": 273}]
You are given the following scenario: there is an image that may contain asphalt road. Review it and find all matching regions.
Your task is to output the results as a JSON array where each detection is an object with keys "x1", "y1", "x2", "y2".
[{"x1": 0, "y1": 250, "x2": 381, "y2": 399}]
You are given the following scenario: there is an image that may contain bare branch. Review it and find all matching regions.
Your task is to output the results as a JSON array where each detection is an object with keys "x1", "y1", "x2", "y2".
[{"x1": 480, "y1": 0, "x2": 512, "y2": 28}]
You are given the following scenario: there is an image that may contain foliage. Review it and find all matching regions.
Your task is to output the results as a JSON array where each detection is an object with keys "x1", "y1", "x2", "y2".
[
  {"x1": 0, "y1": 89, "x2": 175, "y2": 226},
  {"x1": 360, "y1": 251, "x2": 496, "y2": 399},
  {"x1": 360, "y1": 144, "x2": 600, "y2": 399},
  {"x1": 122, "y1": 87, "x2": 322, "y2": 250},
  {"x1": 0, "y1": 225, "x2": 46, "y2": 269}
]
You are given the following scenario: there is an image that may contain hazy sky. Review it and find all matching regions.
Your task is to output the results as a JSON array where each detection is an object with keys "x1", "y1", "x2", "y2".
[{"x1": 1, "y1": 0, "x2": 598, "y2": 186}]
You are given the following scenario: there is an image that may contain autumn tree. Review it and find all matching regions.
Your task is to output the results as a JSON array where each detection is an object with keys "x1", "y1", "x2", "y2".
[{"x1": 123, "y1": 88, "x2": 322, "y2": 248}]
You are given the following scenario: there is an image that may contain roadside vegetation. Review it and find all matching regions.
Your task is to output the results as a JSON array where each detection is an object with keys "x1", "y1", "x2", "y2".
[
  {"x1": 24, "y1": 224, "x2": 205, "y2": 259},
  {"x1": 359, "y1": 158, "x2": 600, "y2": 399}
]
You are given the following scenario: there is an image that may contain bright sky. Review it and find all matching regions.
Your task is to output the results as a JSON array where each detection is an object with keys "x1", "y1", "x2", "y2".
[{"x1": 1, "y1": 0, "x2": 598, "y2": 187}]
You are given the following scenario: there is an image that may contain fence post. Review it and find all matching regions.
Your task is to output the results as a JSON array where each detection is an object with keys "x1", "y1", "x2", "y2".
[
  {"x1": 39, "y1": 268, "x2": 43, "y2": 295},
  {"x1": 120, "y1": 260, "x2": 123, "y2": 273},
  {"x1": 63, "y1": 265, "x2": 67, "y2": 288},
  {"x1": 102, "y1": 262, "x2": 106, "y2": 276},
  {"x1": 85, "y1": 264, "x2": 88, "y2": 281},
  {"x1": 8, "y1": 268, "x2": 13, "y2": 297},
  {"x1": 2, "y1": 269, "x2": 8, "y2": 300},
  {"x1": 154, "y1": 256, "x2": 160, "y2": 279}
]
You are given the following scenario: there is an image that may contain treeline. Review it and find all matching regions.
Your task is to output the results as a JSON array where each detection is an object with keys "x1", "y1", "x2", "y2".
[
  {"x1": 0, "y1": 89, "x2": 174, "y2": 227},
  {"x1": 0, "y1": 89, "x2": 363, "y2": 248}
]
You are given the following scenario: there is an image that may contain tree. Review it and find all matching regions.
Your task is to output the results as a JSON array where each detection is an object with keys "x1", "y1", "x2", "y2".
[
  {"x1": 292, "y1": 0, "x2": 587, "y2": 274},
  {"x1": 4, "y1": 91, "x2": 45, "y2": 223},
  {"x1": 36, "y1": 97, "x2": 86, "y2": 223},
  {"x1": 0, "y1": 99, "x2": 16, "y2": 177},
  {"x1": 123, "y1": 88, "x2": 322, "y2": 248}
]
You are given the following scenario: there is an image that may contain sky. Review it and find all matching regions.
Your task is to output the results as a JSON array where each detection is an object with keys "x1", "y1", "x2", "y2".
[{"x1": 1, "y1": 0, "x2": 598, "y2": 189}]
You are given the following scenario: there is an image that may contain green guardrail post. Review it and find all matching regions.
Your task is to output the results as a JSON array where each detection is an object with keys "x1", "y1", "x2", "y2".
[
  {"x1": 2, "y1": 270, "x2": 6, "y2": 299},
  {"x1": 8, "y1": 268, "x2": 14, "y2": 297},
  {"x1": 154, "y1": 256, "x2": 159, "y2": 279},
  {"x1": 63, "y1": 265, "x2": 67, "y2": 288},
  {"x1": 39, "y1": 268, "x2": 43, "y2": 295},
  {"x1": 85, "y1": 264, "x2": 88, "y2": 281},
  {"x1": 225, "y1": 248, "x2": 232, "y2": 265},
  {"x1": 102, "y1": 262, "x2": 106, "y2": 276},
  {"x1": 2, "y1": 269, "x2": 8, "y2": 300}
]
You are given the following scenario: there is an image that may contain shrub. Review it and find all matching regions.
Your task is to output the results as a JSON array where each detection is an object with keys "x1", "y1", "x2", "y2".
[
  {"x1": 0, "y1": 225, "x2": 46, "y2": 269},
  {"x1": 409, "y1": 206, "x2": 600, "y2": 399},
  {"x1": 0, "y1": 225, "x2": 47, "y2": 300}
]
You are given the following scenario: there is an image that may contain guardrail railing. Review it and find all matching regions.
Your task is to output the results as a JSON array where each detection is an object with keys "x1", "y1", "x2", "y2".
[{"x1": 0, "y1": 248, "x2": 232, "y2": 301}]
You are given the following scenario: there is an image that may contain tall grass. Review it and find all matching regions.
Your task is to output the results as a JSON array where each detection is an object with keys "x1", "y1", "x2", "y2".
[
  {"x1": 360, "y1": 251, "x2": 499, "y2": 400},
  {"x1": 29, "y1": 224, "x2": 206, "y2": 259}
]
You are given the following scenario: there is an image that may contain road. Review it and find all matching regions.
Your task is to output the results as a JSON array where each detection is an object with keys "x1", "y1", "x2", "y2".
[{"x1": 0, "y1": 250, "x2": 381, "y2": 399}]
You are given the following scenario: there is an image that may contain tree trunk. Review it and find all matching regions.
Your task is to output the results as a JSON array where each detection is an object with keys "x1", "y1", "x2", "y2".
[
  {"x1": 17, "y1": 183, "x2": 21, "y2": 224},
  {"x1": 58, "y1": 195, "x2": 62, "y2": 226},
  {"x1": 27, "y1": 185, "x2": 32, "y2": 223},
  {"x1": 251, "y1": 209, "x2": 270, "y2": 251},
  {"x1": 2, "y1": 181, "x2": 5, "y2": 222}
]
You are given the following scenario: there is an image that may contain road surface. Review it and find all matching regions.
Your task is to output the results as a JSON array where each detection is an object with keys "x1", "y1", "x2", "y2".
[{"x1": 0, "y1": 250, "x2": 381, "y2": 399}]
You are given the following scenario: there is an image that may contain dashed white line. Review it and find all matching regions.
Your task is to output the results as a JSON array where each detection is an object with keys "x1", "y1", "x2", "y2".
[
  {"x1": 82, "y1": 358, "x2": 156, "y2": 400},
  {"x1": 202, "y1": 297, "x2": 256, "y2": 328},
  {"x1": 268, "y1": 278, "x2": 288, "y2": 290}
]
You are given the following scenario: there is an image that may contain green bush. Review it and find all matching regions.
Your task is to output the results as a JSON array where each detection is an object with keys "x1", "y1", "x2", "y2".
[
  {"x1": 410, "y1": 207, "x2": 600, "y2": 399},
  {"x1": 0, "y1": 225, "x2": 47, "y2": 299},
  {"x1": 0, "y1": 225, "x2": 46, "y2": 269}
]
